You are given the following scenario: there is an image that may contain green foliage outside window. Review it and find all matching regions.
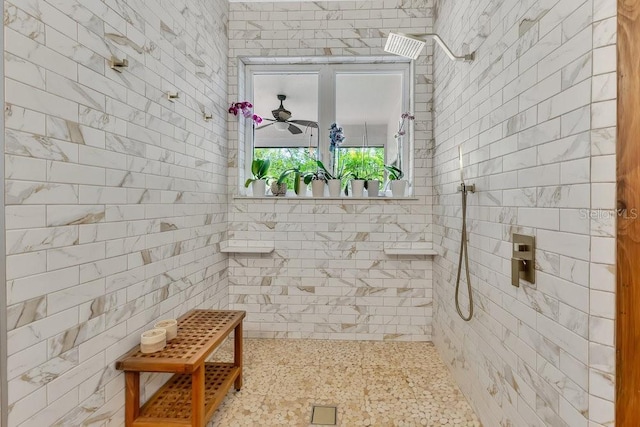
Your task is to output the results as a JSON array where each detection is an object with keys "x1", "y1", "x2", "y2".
[
  {"x1": 254, "y1": 148, "x2": 317, "y2": 188},
  {"x1": 337, "y1": 147, "x2": 384, "y2": 181},
  {"x1": 254, "y1": 147, "x2": 385, "y2": 189}
]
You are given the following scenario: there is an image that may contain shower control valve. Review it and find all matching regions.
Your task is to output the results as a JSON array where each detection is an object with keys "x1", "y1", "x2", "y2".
[{"x1": 511, "y1": 233, "x2": 535, "y2": 287}]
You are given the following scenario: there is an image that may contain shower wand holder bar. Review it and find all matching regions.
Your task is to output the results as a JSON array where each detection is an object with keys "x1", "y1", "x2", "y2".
[{"x1": 458, "y1": 183, "x2": 475, "y2": 193}]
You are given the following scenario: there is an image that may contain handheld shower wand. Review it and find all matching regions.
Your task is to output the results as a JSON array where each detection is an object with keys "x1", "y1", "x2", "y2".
[{"x1": 455, "y1": 146, "x2": 475, "y2": 321}]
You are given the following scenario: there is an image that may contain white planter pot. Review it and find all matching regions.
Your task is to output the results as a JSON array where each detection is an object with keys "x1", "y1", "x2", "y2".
[
  {"x1": 251, "y1": 179, "x2": 266, "y2": 197},
  {"x1": 327, "y1": 179, "x2": 342, "y2": 197},
  {"x1": 311, "y1": 180, "x2": 325, "y2": 197},
  {"x1": 295, "y1": 177, "x2": 306, "y2": 196},
  {"x1": 391, "y1": 180, "x2": 407, "y2": 197},
  {"x1": 350, "y1": 179, "x2": 365, "y2": 197},
  {"x1": 366, "y1": 180, "x2": 380, "y2": 197}
]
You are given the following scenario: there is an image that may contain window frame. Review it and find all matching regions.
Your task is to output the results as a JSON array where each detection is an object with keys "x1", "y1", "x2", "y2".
[{"x1": 238, "y1": 57, "x2": 414, "y2": 195}]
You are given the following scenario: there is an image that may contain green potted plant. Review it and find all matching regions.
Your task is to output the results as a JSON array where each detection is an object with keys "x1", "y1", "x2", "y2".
[
  {"x1": 349, "y1": 124, "x2": 380, "y2": 197},
  {"x1": 359, "y1": 158, "x2": 380, "y2": 198},
  {"x1": 244, "y1": 158, "x2": 270, "y2": 196},
  {"x1": 345, "y1": 150, "x2": 366, "y2": 198},
  {"x1": 293, "y1": 168, "x2": 307, "y2": 196},
  {"x1": 269, "y1": 177, "x2": 287, "y2": 196},
  {"x1": 364, "y1": 166, "x2": 380, "y2": 198},
  {"x1": 274, "y1": 167, "x2": 305, "y2": 197},
  {"x1": 385, "y1": 164, "x2": 407, "y2": 197},
  {"x1": 303, "y1": 169, "x2": 326, "y2": 197},
  {"x1": 348, "y1": 170, "x2": 365, "y2": 198},
  {"x1": 315, "y1": 159, "x2": 352, "y2": 197}
]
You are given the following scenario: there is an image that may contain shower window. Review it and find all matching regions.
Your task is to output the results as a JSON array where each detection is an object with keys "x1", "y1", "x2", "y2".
[
  {"x1": 243, "y1": 60, "x2": 411, "y2": 194},
  {"x1": 251, "y1": 72, "x2": 320, "y2": 186},
  {"x1": 334, "y1": 71, "x2": 404, "y2": 182}
]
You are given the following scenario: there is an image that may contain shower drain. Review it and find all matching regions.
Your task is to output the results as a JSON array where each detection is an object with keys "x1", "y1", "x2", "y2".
[{"x1": 311, "y1": 405, "x2": 337, "y2": 425}]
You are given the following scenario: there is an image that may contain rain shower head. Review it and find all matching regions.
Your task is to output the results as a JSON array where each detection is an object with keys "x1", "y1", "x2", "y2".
[
  {"x1": 384, "y1": 33, "x2": 426, "y2": 60},
  {"x1": 384, "y1": 32, "x2": 475, "y2": 62}
]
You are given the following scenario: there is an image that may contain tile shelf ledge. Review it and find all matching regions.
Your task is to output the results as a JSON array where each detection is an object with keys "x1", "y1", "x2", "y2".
[
  {"x1": 383, "y1": 248, "x2": 438, "y2": 256},
  {"x1": 220, "y1": 242, "x2": 274, "y2": 254}
]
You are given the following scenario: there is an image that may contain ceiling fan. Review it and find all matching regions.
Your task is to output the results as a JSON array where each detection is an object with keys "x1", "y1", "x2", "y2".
[{"x1": 256, "y1": 94, "x2": 318, "y2": 134}]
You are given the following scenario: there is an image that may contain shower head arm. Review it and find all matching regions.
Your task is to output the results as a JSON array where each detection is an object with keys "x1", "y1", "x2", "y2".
[{"x1": 412, "y1": 33, "x2": 475, "y2": 62}]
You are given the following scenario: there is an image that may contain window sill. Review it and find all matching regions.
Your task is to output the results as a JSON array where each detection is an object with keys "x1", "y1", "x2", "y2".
[
  {"x1": 220, "y1": 241, "x2": 274, "y2": 254},
  {"x1": 233, "y1": 196, "x2": 420, "y2": 201}
]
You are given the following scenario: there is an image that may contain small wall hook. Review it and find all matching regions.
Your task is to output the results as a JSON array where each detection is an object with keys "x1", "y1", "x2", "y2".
[
  {"x1": 203, "y1": 113, "x2": 213, "y2": 122},
  {"x1": 167, "y1": 92, "x2": 179, "y2": 102},
  {"x1": 109, "y1": 57, "x2": 128, "y2": 72}
]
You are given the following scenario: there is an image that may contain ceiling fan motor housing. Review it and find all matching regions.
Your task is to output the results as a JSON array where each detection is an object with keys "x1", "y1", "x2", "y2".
[{"x1": 273, "y1": 94, "x2": 291, "y2": 121}]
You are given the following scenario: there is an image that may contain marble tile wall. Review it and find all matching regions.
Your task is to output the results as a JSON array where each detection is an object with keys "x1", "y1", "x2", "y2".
[
  {"x1": 431, "y1": 0, "x2": 617, "y2": 426},
  {"x1": 229, "y1": 198, "x2": 433, "y2": 341},
  {"x1": 227, "y1": 0, "x2": 435, "y2": 341},
  {"x1": 3, "y1": 0, "x2": 229, "y2": 425}
]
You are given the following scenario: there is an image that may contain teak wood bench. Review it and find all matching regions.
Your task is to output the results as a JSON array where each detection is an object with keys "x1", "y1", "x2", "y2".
[{"x1": 115, "y1": 309, "x2": 246, "y2": 427}]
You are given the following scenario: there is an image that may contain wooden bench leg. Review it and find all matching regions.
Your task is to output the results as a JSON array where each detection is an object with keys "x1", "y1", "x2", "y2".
[
  {"x1": 234, "y1": 322, "x2": 243, "y2": 391},
  {"x1": 125, "y1": 372, "x2": 140, "y2": 427},
  {"x1": 192, "y1": 364, "x2": 205, "y2": 427}
]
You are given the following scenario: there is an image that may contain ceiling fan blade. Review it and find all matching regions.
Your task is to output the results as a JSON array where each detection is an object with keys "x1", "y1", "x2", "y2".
[
  {"x1": 262, "y1": 118, "x2": 276, "y2": 122},
  {"x1": 256, "y1": 123, "x2": 275, "y2": 130},
  {"x1": 288, "y1": 124, "x2": 303, "y2": 134},
  {"x1": 289, "y1": 120, "x2": 318, "y2": 128}
]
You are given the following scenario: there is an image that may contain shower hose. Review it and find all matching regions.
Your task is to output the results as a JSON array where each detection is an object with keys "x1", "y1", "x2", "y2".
[{"x1": 455, "y1": 183, "x2": 473, "y2": 321}]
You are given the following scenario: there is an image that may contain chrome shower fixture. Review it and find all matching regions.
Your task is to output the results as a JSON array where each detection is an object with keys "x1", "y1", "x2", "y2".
[
  {"x1": 458, "y1": 183, "x2": 475, "y2": 193},
  {"x1": 167, "y1": 91, "x2": 180, "y2": 102},
  {"x1": 384, "y1": 32, "x2": 475, "y2": 62},
  {"x1": 384, "y1": 33, "x2": 426, "y2": 60},
  {"x1": 203, "y1": 113, "x2": 213, "y2": 122}
]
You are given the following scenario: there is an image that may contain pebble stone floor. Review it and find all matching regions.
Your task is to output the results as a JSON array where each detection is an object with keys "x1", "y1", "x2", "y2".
[{"x1": 207, "y1": 339, "x2": 481, "y2": 427}]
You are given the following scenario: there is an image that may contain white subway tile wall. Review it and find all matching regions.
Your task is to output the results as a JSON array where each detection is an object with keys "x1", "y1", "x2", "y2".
[
  {"x1": 4, "y1": 0, "x2": 229, "y2": 425},
  {"x1": 432, "y1": 1, "x2": 616, "y2": 427},
  {"x1": 227, "y1": 0, "x2": 435, "y2": 341},
  {"x1": 228, "y1": 198, "x2": 434, "y2": 341}
]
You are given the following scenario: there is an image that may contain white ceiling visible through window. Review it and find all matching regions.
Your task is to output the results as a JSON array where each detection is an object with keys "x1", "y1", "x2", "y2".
[
  {"x1": 253, "y1": 74, "x2": 319, "y2": 125},
  {"x1": 253, "y1": 73, "x2": 402, "y2": 126},
  {"x1": 336, "y1": 74, "x2": 402, "y2": 125},
  {"x1": 253, "y1": 73, "x2": 319, "y2": 142}
]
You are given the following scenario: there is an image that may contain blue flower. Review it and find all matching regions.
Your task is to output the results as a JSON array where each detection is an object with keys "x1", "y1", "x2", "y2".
[{"x1": 329, "y1": 122, "x2": 345, "y2": 153}]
